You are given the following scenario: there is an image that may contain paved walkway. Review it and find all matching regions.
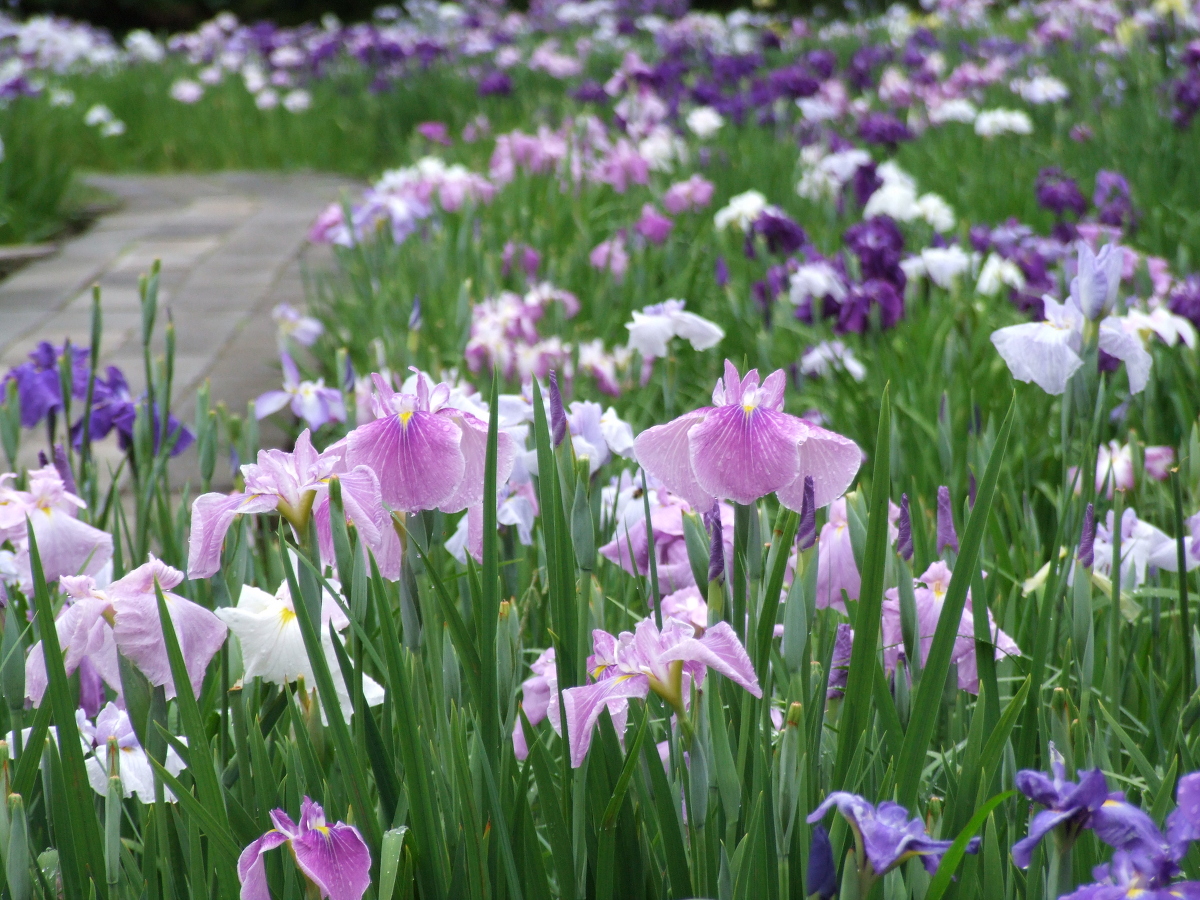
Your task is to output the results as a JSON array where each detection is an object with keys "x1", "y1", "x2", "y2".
[{"x1": 0, "y1": 172, "x2": 359, "y2": 485}]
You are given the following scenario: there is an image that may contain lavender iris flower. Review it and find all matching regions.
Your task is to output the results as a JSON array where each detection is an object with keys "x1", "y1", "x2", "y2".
[
  {"x1": 238, "y1": 796, "x2": 371, "y2": 900},
  {"x1": 27, "y1": 558, "x2": 227, "y2": 703},
  {"x1": 1012, "y1": 745, "x2": 1111, "y2": 867},
  {"x1": 807, "y1": 792, "x2": 979, "y2": 881},
  {"x1": 633, "y1": 360, "x2": 860, "y2": 511},
  {"x1": 255, "y1": 352, "x2": 346, "y2": 430},
  {"x1": 560, "y1": 616, "x2": 760, "y2": 767}
]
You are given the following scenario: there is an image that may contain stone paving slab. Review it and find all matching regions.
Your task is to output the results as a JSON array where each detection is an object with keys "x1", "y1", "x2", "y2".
[{"x1": 0, "y1": 171, "x2": 361, "y2": 488}]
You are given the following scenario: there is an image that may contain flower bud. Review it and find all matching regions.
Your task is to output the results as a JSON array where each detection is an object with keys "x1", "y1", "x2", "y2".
[
  {"x1": 896, "y1": 493, "x2": 913, "y2": 562},
  {"x1": 796, "y1": 475, "x2": 817, "y2": 551},
  {"x1": 1077, "y1": 502, "x2": 1096, "y2": 568},
  {"x1": 936, "y1": 485, "x2": 958, "y2": 554},
  {"x1": 548, "y1": 371, "x2": 566, "y2": 448}
]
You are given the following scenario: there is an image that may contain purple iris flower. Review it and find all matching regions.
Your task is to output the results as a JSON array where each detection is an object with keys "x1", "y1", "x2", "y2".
[
  {"x1": 571, "y1": 80, "x2": 608, "y2": 104},
  {"x1": 1060, "y1": 774, "x2": 1200, "y2": 900},
  {"x1": 345, "y1": 371, "x2": 516, "y2": 515},
  {"x1": 1169, "y1": 274, "x2": 1200, "y2": 331},
  {"x1": 632, "y1": 360, "x2": 861, "y2": 511},
  {"x1": 826, "y1": 623, "x2": 854, "y2": 700},
  {"x1": 560, "y1": 616, "x2": 760, "y2": 767},
  {"x1": 70, "y1": 366, "x2": 194, "y2": 458},
  {"x1": 844, "y1": 216, "x2": 907, "y2": 288},
  {"x1": 238, "y1": 797, "x2": 371, "y2": 900},
  {"x1": 836, "y1": 279, "x2": 905, "y2": 334},
  {"x1": 807, "y1": 793, "x2": 979, "y2": 882},
  {"x1": 635, "y1": 204, "x2": 674, "y2": 245},
  {"x1": 808, "y1": 825, "x2": 838, "y2": 899},
  {"x1": 1012, "y1": 745, "x2": 1111, "y2": 867},
  {"x1": 188, "y1": 430, "x2": 395, "y2": 581},
  {"x1": 1036, "y1": 168, "x2": 1088, "y2": 219},
  {"x1": 478, "y1": 71, "x2": 512, "y2": 97},
  {"x1": 858, "y1": 112, "x2": 913, "y2": 148},
  {"x1": 4, "y1": 341, "x2": 89, "y2": 429},
  {"x1": 1094, "y1": 171, "x2": 1137, "y2": 231},
  {"x1": 745, "y1": 211, "x2": 806, "y2": 258},
  {"x1": 936, "y1": 486, "x2": 959, "y2": 554}
]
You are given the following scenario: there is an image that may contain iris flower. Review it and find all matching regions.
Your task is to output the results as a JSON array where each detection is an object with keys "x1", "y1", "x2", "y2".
[
  {"x1": 807, "y1": 792, "x2": 979, "y2": 880},
  {"x1": 1012, "y1": 745, "x2": 1111, "y2": 867},
  {"x1": 4, "y1": 464, "x2": 113, "y2": 593},
  {"x1": 633, "y1": 360, "x2": 860, "y2": 510},
  {"x1": 238, "y1": 797, "x2": 371, "y2": 900},
  {"x1": 625, "y1": 299, "x2": 724, "y2": 362},
  {"x1": 344, "y1": 371, "x2": 516, "y2": 516},
  {"x1": 218, "y1": 580, "x2": 384, "y2": 722},
  {"x1": 83, "y1": 702, "x2": 186, "y2": 804},
  {"x1": 991, "y1": 244, "x2": 1152, "y2": 395},
  {"x1": 560, "y1": 615, "x2": 760, "y2": 767},
  {"x1": 1056, "y1": 774, "x2": 1200, "y2": 899},
  {"x1": 27, "y1": 558, "x2": 227, "y2": 702},
  {"x1": 188, "y1": 430, "x2": 393, "y2": 580},
  {"x1": 254, "y1": 352, "x2": 345, "y2": 430}
]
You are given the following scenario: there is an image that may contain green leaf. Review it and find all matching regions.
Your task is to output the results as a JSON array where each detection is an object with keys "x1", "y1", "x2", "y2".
[
  {"x1": 643, "y1": 724, "x2": 693, "y2": 897},
  {"x1": 923, "y1": 791, "x2": 1015, "y2": 900},
  {"x1": 895, "y1": 397, "x2": 1015, "y2": 808},
  {"x1": 835, "y1": 385, "x2": 891, "y2": 790}
]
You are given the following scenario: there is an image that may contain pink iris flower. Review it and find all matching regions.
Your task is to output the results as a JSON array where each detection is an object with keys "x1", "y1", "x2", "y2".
[
  {"x1": 1, "y1": 465, "x2": 113, "y2": 593},
  {"x1": 815, "y1": 497, "x2": 860, "y2": 613},
  {"x1": 512, "y1": 647, "x2": 557, "y2": 760},
  {"x1": 27, "y1": 558, "x2": 228, "y2": 702},
  {"x1": 344, "y1": 371, "x2": 516, "y2": 517},
  {"x1": 561, "y1": 616, "x2": 761, "y2": 767},
  {"x1": 188, "y1": 430, "x2": 396, "y2": 580},
  {"x1": 238, "y1": 797, "x2": 371, "y2": 900},
  {"x1": 881, "y1": 561, "x2": 1020, "y2": 694},
  {"x1": 633, "y1": 360, "x2": 861, "y2": 511}
]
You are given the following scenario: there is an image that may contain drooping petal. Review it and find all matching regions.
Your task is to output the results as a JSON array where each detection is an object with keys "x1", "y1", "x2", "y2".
[
  {"x1": 777, "y1": 423, "x2": 861, "y2": 510},
  {"x1": 814, "y1": 512, "x2": 859, "y2": 613},
  {"x1": 290, "y1": 821, "x2": 372, "y2": 900},
  {"x1": 20, "y1": 508, "x2": 113, "y2": 590},
  {"x1": 188, "y1": 492, "x2": 279, "y2": 579},
  {"x1": 991, "y1": 321, "x2": 1083, "y2": 395},
  {"x1": 345, "y1": 411, "x2": 465, "y2": 512},
  {"x1": 633, "y1": 411, "x2": 713, "y2": 510},
  {"x1": 688, "y1": 405, "x2": 808, "y2": 505},
  {"x1": 437, "y1": 411, "x2": 517, "y2": 513},
  {"x1": 669, "y1": 310, "x2": 725, "y2": 352},
  {"x1": 236, "y1": 831, "x2": 291, "y2": 900},
  {"x1": 254, "y1": 390, "x2": 292, "y2": 420},
  {"x1": 1011, "y1": 808, "x2": 1079, "y2": 868},
  {"x1": 662, "y1": 621, "x2": 762, "y2": 697},
  {"x1": 1167, "y1": 773, "x2": 1200, "y2": 861},
  {"x1": 1098, "y1": 317, "x2": 1152, "y2": 394},
  {"x1": 113, "y1": 590, "x2": 229, "y2": 700},
  {"x1": 561, "y1": 674, "x2": 650, "y2": 767}
]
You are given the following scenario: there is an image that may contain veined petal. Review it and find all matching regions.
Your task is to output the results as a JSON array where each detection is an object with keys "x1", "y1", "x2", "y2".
[
  {"x1": 188, "y1": 492, "x2": 278, "y2": 579},
  {"x1": 290, "y1": 821, "x2": 372, "y2": 900},
  {"x1": 438, "y1": 411, "x2": 517, "y2": 513},
  {"x1": 236, "y1": 831, "x2": 290, "y2": 900},
  {"x1": 991, "y1": 321, "x2": 1083, "y2": 395},
  {"x1": 661, "y1": 621, "x2": 762, "y2": 697},
  {"x1": 561, "y1": 674, "x2": 649, "y2": 767},
  {"x1": 688, "y1": 405, "x2": 807, "y2": 505},
  {"x1": 21, "y1": 508, "x2": 113, "y2": 591},
  {"x1": 217, "y1": 587, "x2": 313, "y2": 687},
  {"x1": 633, "y1": 411, "x2": 713, "y2": 510},
  {"x1": 778, "y1": 424, "x2": 862, "y2": 510},
  {"x1": 345, "y1": 411, "x2": 465, "y2": 512},
  {"x1": 113, "y1": 591, "x2": 228, "y2": 700}
]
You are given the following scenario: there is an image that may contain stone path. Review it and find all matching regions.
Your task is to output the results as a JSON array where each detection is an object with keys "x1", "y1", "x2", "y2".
[{"x1": 0, "y1": 171, "x2": 360, "y2": 485}]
